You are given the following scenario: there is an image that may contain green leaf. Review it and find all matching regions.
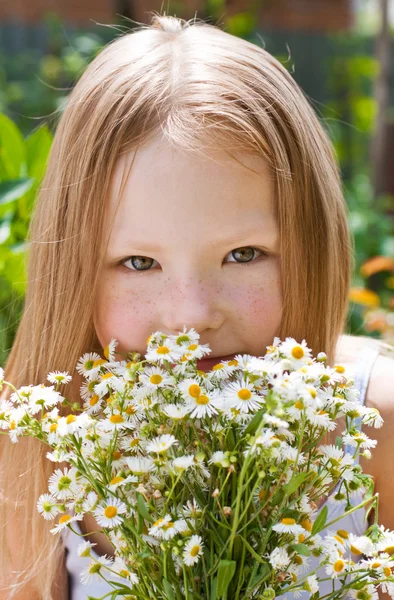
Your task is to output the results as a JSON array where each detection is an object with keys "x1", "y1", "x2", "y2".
[
  {"x1": 217, "y1": 559, "x2": 237, "y2": 597},
  {"x1": 136, "y1": 491, "x2": 154, "y2": 523},
  {"x1": 163, "y1": 578, "x2": 175, "y2": 599},
  {"x1": 290, "y1": 543, "x2": 311, "y2": 556},
  {"x1": 311, "y1": 504, "x2": 328, "y2": 536},
  {"x1": 25, "y1": 124, "x2": 52, "y2": 181},
  {"x1": 282, "y1": 471, "x2": 309, "y2": 496},
  {"x1": 210, "y1": 576, "x2": 218, "y2": 600},
  {"x1": 244, "y1": 409, "x2": 264, "y2": 436},
  {"x1": 0, "y1": 178, "x2": 34, "y2": 205},
  {"x1": 0, "y1": 113, "x2": 25, "y2": 179}
]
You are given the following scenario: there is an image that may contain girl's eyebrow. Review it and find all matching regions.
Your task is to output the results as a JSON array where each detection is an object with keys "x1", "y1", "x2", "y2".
[{"x1": 120, "y1": 227, "x2": 277, "y2": 252}]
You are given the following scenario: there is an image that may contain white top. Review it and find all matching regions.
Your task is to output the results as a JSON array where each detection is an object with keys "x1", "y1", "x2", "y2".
[{"x1": 62, "y1": 344, "x2": 381, "y2": 599}]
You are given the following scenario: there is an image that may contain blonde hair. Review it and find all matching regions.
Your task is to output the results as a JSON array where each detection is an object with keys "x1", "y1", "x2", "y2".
[{"x1": 0, "y1": 12, "x2": 354, "y2": 598}]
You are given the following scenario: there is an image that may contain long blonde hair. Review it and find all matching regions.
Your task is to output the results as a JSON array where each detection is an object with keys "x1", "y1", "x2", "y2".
[{"x1": 0, "y1": 12, "x2": 353, "y2": 598}]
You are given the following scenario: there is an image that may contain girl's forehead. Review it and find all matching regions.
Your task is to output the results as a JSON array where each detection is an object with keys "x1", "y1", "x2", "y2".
[{"x1": 103, "y1": 135, "x2": 279, "y2": 255}]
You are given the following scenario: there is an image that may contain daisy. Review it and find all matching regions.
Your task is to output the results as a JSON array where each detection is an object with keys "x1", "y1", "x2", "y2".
[
  {"x1": 28, "y1": 385, "x2": 63, "y2": 414},
  {"x1": 303, "y1": 575, "x2": 319, "y2": 595},
  {"x1": 161, "y1": 404, "x2": 189, "y2": 420},
  {"x1": 80, "y1": 555, "x2": 114, "y2": 585},
  {"x1": 103, "y1": 339, "x2": 118, "y2": 361},
  {"x1": 77, "y1": 540, "x2": 97, "y2": 558},
  {"x1": 272, "y1": 518, "x2": 305, "y2": 537},
  {"x1": 208, "y1": 451, "x2": 230, "y2": 467},
  {"x1": 376, "y1": 530, "x2": 394, "y2": 555},
  {"x1": 222, "y1": 380, "x2": 264, "y2": 414},
  {"x1": 50, "y1": 513, "x2": 83, "y2": 534},
  {"x1": 184, "y1": 389, "x2": 221, "y2": 419},
  {"x1": 279, "y1": 337, "x2": 313, "y2": 367},
  {"x1": 183, "y1": 534, "x2": 204, "y2": 566},
  {"x1": 36, "y1": 493, "x2": 60, "y2": 520},
  {"x1": 178, "y1": 498, "x2": 202, "y2": 520},
  {"x1": 76, "y1": 352, "x2": 106, "y2": 380},
  {"x1": 324, "y1": 552, "x2": 350, "y2": 579},
  {"x1": 342, "y1": 431, "x2": 377, "y2": 450},
  {"x1": 172, "y1": 326, "x2": 201, "y2": 347},
  {"x1": 361, "y1": 407, "x2": 384, "y2": 429},
  {"x1": 148, "y1": 514, "x2": 178, "y2": 539},
  {"x1": 47, "y1": 371, "x2": 72, "y2": 385},
  {"x1": 268, "y1": 547, "x2": 290, "y2": 570},
  {"x1": 94, "y1": 497, "x2": 127, "y2": 528},
  {"x1": 306, "y1": 407, "x2": 336, "y2": 431},
  {"x1": 170, "y1": 455, "x2": 195, "y2": 473},
  {"x1": 145, "y1": 341, "x2": 183, "y2": 365},
  {"x1": 146, "y1": 434, "x2": 178, "y2": 454},
  {"x1": 98, "y1": 412, "x2": 134, "y2": 432},
  {"x1": 125, "y1": 456, "x2": 156, "y2": 475},
  {"x1": 48, "y1": 467, "x2": 79, "y2": 500},
  {"x1": 112, "y1": 556, "x2": 140, "y2": 584},
  {"x1": 139, "y1": 366, "x2": 175, "y2": 391},
  {"x1": 82, "y1": 491, "x2": 99, "y2": 512}
]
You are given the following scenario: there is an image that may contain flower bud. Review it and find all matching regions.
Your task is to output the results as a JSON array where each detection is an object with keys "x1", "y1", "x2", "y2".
[
  {"x1": 223, "y1": 506, "x2": 232, "y2": 516},
  {"x1": 317, "y1": 352, "x2": 327, "y2": 363},
  {"x1": 212, "y1": 488, "x2": 220, "y2": 498}
]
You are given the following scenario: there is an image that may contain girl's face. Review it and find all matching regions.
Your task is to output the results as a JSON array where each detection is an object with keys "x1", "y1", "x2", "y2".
[{"x1": 94, "y1": 134, "x2": 283, "y2": 364}]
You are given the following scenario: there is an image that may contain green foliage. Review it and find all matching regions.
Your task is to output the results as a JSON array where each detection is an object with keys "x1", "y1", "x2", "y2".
[{"x1": 0, "y1": 113, "x2": 53, "y2": 364}]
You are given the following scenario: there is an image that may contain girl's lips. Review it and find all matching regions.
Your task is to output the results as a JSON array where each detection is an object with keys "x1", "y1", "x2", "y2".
[{"x1": 196, "y1": 354, "x2": 236, "y2": 372}]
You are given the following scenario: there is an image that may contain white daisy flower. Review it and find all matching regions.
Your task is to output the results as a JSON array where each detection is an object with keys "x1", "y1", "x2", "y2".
[
  {"x1": 148, "y1": 514, "x2": 178, "y2": 539},
  {"x1": 208, "y1": 451, "x2": 230, "y2": 467},
  {"x1": 146, "y1": 434, "x2": 178, "y2": 454},
  {"x1": 376, "y1": 530, "x2": 394, "y2": 555},
  {"x1": 103, "y1": 339, "x2": 118, "y2": 362},
  {"x1": 139, "y1": 367, "x2": 175, "y2": 391},
  {"x1": 179, "y1": 498, "x2": 202, "y2": 519},
  {"x1": 221, "y1": 380, "x2": 264, "y2": 414},
  {"x1": 112, "y1": 556, "x2": 140, "y2": 584},
  {"x1": 170, "y1": 455, "x2": 195, "y2": 473},
  {"x1": 77, "y1": 540, "x2": 97, "y2": 558},
  {"x1": 182, "y1": 534, "x2": 204, "y2": 566},
  {"x1": 361, "y1": 407, "x2": 384, "y2": 429},
  {"x1": 325, "y1": 555, "x2": 350, "y2": 579},
  {"x1": 272, "y1": 518, "x2": 305, "y2": 537},
  {"x1": 36, "y1": 493, "x2": 60, "y2": 520},
  {"x1": 76, "y1": 352, "x2": 106, "y2": 380},
  {"x1": 82, "y1": 491, "x2": 99, "y2": 512},
  {"x1": 108, "y1": 474, "x2": 137, "y2": 492},
  {"x1": 172, "y1": 326, "x2": 201, "y2": 347},
  {"x1": 279, "y1": 337, "x2": 313, "y2": 368},
  {"x1": 303, "y1": 575, "x2": 319, "y2": 595},
  {"x1": 348, "y1": 534, "x2": 375, "y2": 557},
  {"x1": 28, "y1": 385, "x2": 63, "y2": 415},
  {"x1": 342, "y1": 431, "x2": 377, "y2": 450},
  {"x1": 98, "y1": 412, "x2": 134, "y2": 432},
  {"x1": 161, "y1": 404, "x2": 189, "y2": 420},
  {"x1": 269, "y1": 546, "x2": 290, "y2": 569},
  {"x1": 184, "y1": 389, "x2": 221, "y2": 419},
  {"x1": 48, "y1": 467, "x2": 79, "y2": 500},
  {"x1": 306, "y1": 408, "x2": 336, "y2": 431},
  {"x1": 47, "y1": 371, "x2": 72, "y2": 385},
  {"x1": 50, "y1": 513, "x2": 83, "y2": 534},
  {"x1": 125, "y1": 456, "x2": 156, "y2": 475},
  {"x1": 80, "y1": 555, "x2": 114, "y2": 585},
  {"x1": 145, "y1": 341, "x2": 183, "y2": 365},
  {"x1": 94, "y1": 497, "x2": 127, "y2": 528}
]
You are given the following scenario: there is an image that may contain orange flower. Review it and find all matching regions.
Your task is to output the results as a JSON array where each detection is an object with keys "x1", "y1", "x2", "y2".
[
  {"x1": 360, "y1": 256, "x2": 394, "y2": 278},
  {"x1": 349, "y1": 288, "x2": 380, "y2": 307}
]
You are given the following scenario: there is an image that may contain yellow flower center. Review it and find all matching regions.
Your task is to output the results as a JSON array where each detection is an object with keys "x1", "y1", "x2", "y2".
[
  {"x1": 212, "y1": 363, "x2": 225, "y2": 370},
  {"x1": 110, "y1": 476, "x2": 124, "y2": 485},
  {"x1": 196, "y1": 395, "x2": 209, "y2": 405},
  {"x1": 59, "y1": 514, "x2": 71, "y2": 524},
  {"x1": 188, "y1": 384, "x2": 201, "y2": 398},
  {"x1": 258, "y1": 489, "x2": 266, "y2": 501},
  {"x1": 228, "y1": 360, "x2": 238, "y2": 367},
  {"x1": 163, "y1": 521, "x2": 174, "y2": 530},
  {"x1": 49, "y1": 423, "x2": 58, "y2": 432},
  {"x1": 129, "y1": 438, "x2": 140, "y2": 447},
  {"x1": 295, "y1": 400, "x2": 304, "y2": 410},
  {"x1": 385, "y1": 545, "x2": 394, "y2": 554},
  {"x1": 337, "y1": 530, "x2": 349, "y2": 539},
  {"x1": 110, "y1": 415, "x2": 124, "y2": 424},
  {"x1": 334, "y1": 559, "x2": 345, "y2": 573},
  {"x1": 291, "y1": 346, "x2": 304, "y2": 359},
  {"x1": 112, "y1": 450, "x2": 122, "y2": 460},
  {"x1": 126, "y1": 405, "x2": 137, "y2": 415},
  {"x1": 238, "y1": 388, "x2": 252, "y2": 401},
  {"x1": 308, "y1": 387, "x2": 317, "y2": 398},
  {"x1": 146, "y1": 335, "x2": 153, "y2": 345},
  {"x1": 301, "y1": 519, "x2": 312, "y2": 532},
  {"x1": 294, "y1": 555, "x2": 303, "y2": 565},
  {"x1": 157, "y1": 346, "x2": 170, "y2": 355},
  {"x1": 371, "y1": 562, "x2": 381, "y2": 569},
  {"x1": 150, "y1": 374, "x2": 163, "y2": 385},
  {"x1": 334, "y1": 365, "x2": 345, "y2": 373},
  {"x1": 334, "y1": 535, "x2": 345, "y2": 545},
  {"x1": 89, "y1": 395, "x2": 99, "y2": 406},
  {"x1": 101, "y1": 373, "x2": 113, "y2": 380},
  {"x1": 92, "y1": 358, "x2": 107, "y2": 368},
  {"x1": 104, "y1": 506, "x2": 118, "y2": 519},
  {"x1": 298, "y1": 534, "x2": 305, "y2": 543},
  {"x1": 154, "y1": 518, "x2": 164, "y2": 527},
  {"x1": 350, "y1": 544, "x2": 363, "y2": 555},
  {"x1": 281, "y1": 518, "x2": 296, "y2": 526},
  {"x1": 188, "y1": 344, "x2": 198, "y2": 351},
  {"x1": 384, "y1": 567, "x2": 391, "y2": 577},
  {"x1": 66, "y1": 415, "x2": 76, "y2": 424},
  {"x1": 190, "y1": 545, "x2": 201, "y2": 557}
]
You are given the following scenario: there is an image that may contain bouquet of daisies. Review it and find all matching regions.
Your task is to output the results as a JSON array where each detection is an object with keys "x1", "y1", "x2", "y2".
[{"x1": 1, "y1": 328, "x2": 394, "y2": 600}]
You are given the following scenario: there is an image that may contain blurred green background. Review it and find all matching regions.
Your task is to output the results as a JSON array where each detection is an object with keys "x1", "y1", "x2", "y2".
[{"x1": 0, "y1": 0, "x2": 393, "y2": 364}]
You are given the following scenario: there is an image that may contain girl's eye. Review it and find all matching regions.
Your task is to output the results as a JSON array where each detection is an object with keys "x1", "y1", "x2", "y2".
[{"x1": 120, "y1": 246, "x2": 267, "y2": 272}]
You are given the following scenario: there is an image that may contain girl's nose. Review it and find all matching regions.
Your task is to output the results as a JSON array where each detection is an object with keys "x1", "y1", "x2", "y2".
[{"x1": 160, "y1": 275, "x2": 225, "y2": 335}]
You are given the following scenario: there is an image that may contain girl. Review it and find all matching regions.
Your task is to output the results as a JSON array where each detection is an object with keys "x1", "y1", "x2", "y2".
[{"x1": 0, "y1": 12, "x2": 393, "y2": 600}]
